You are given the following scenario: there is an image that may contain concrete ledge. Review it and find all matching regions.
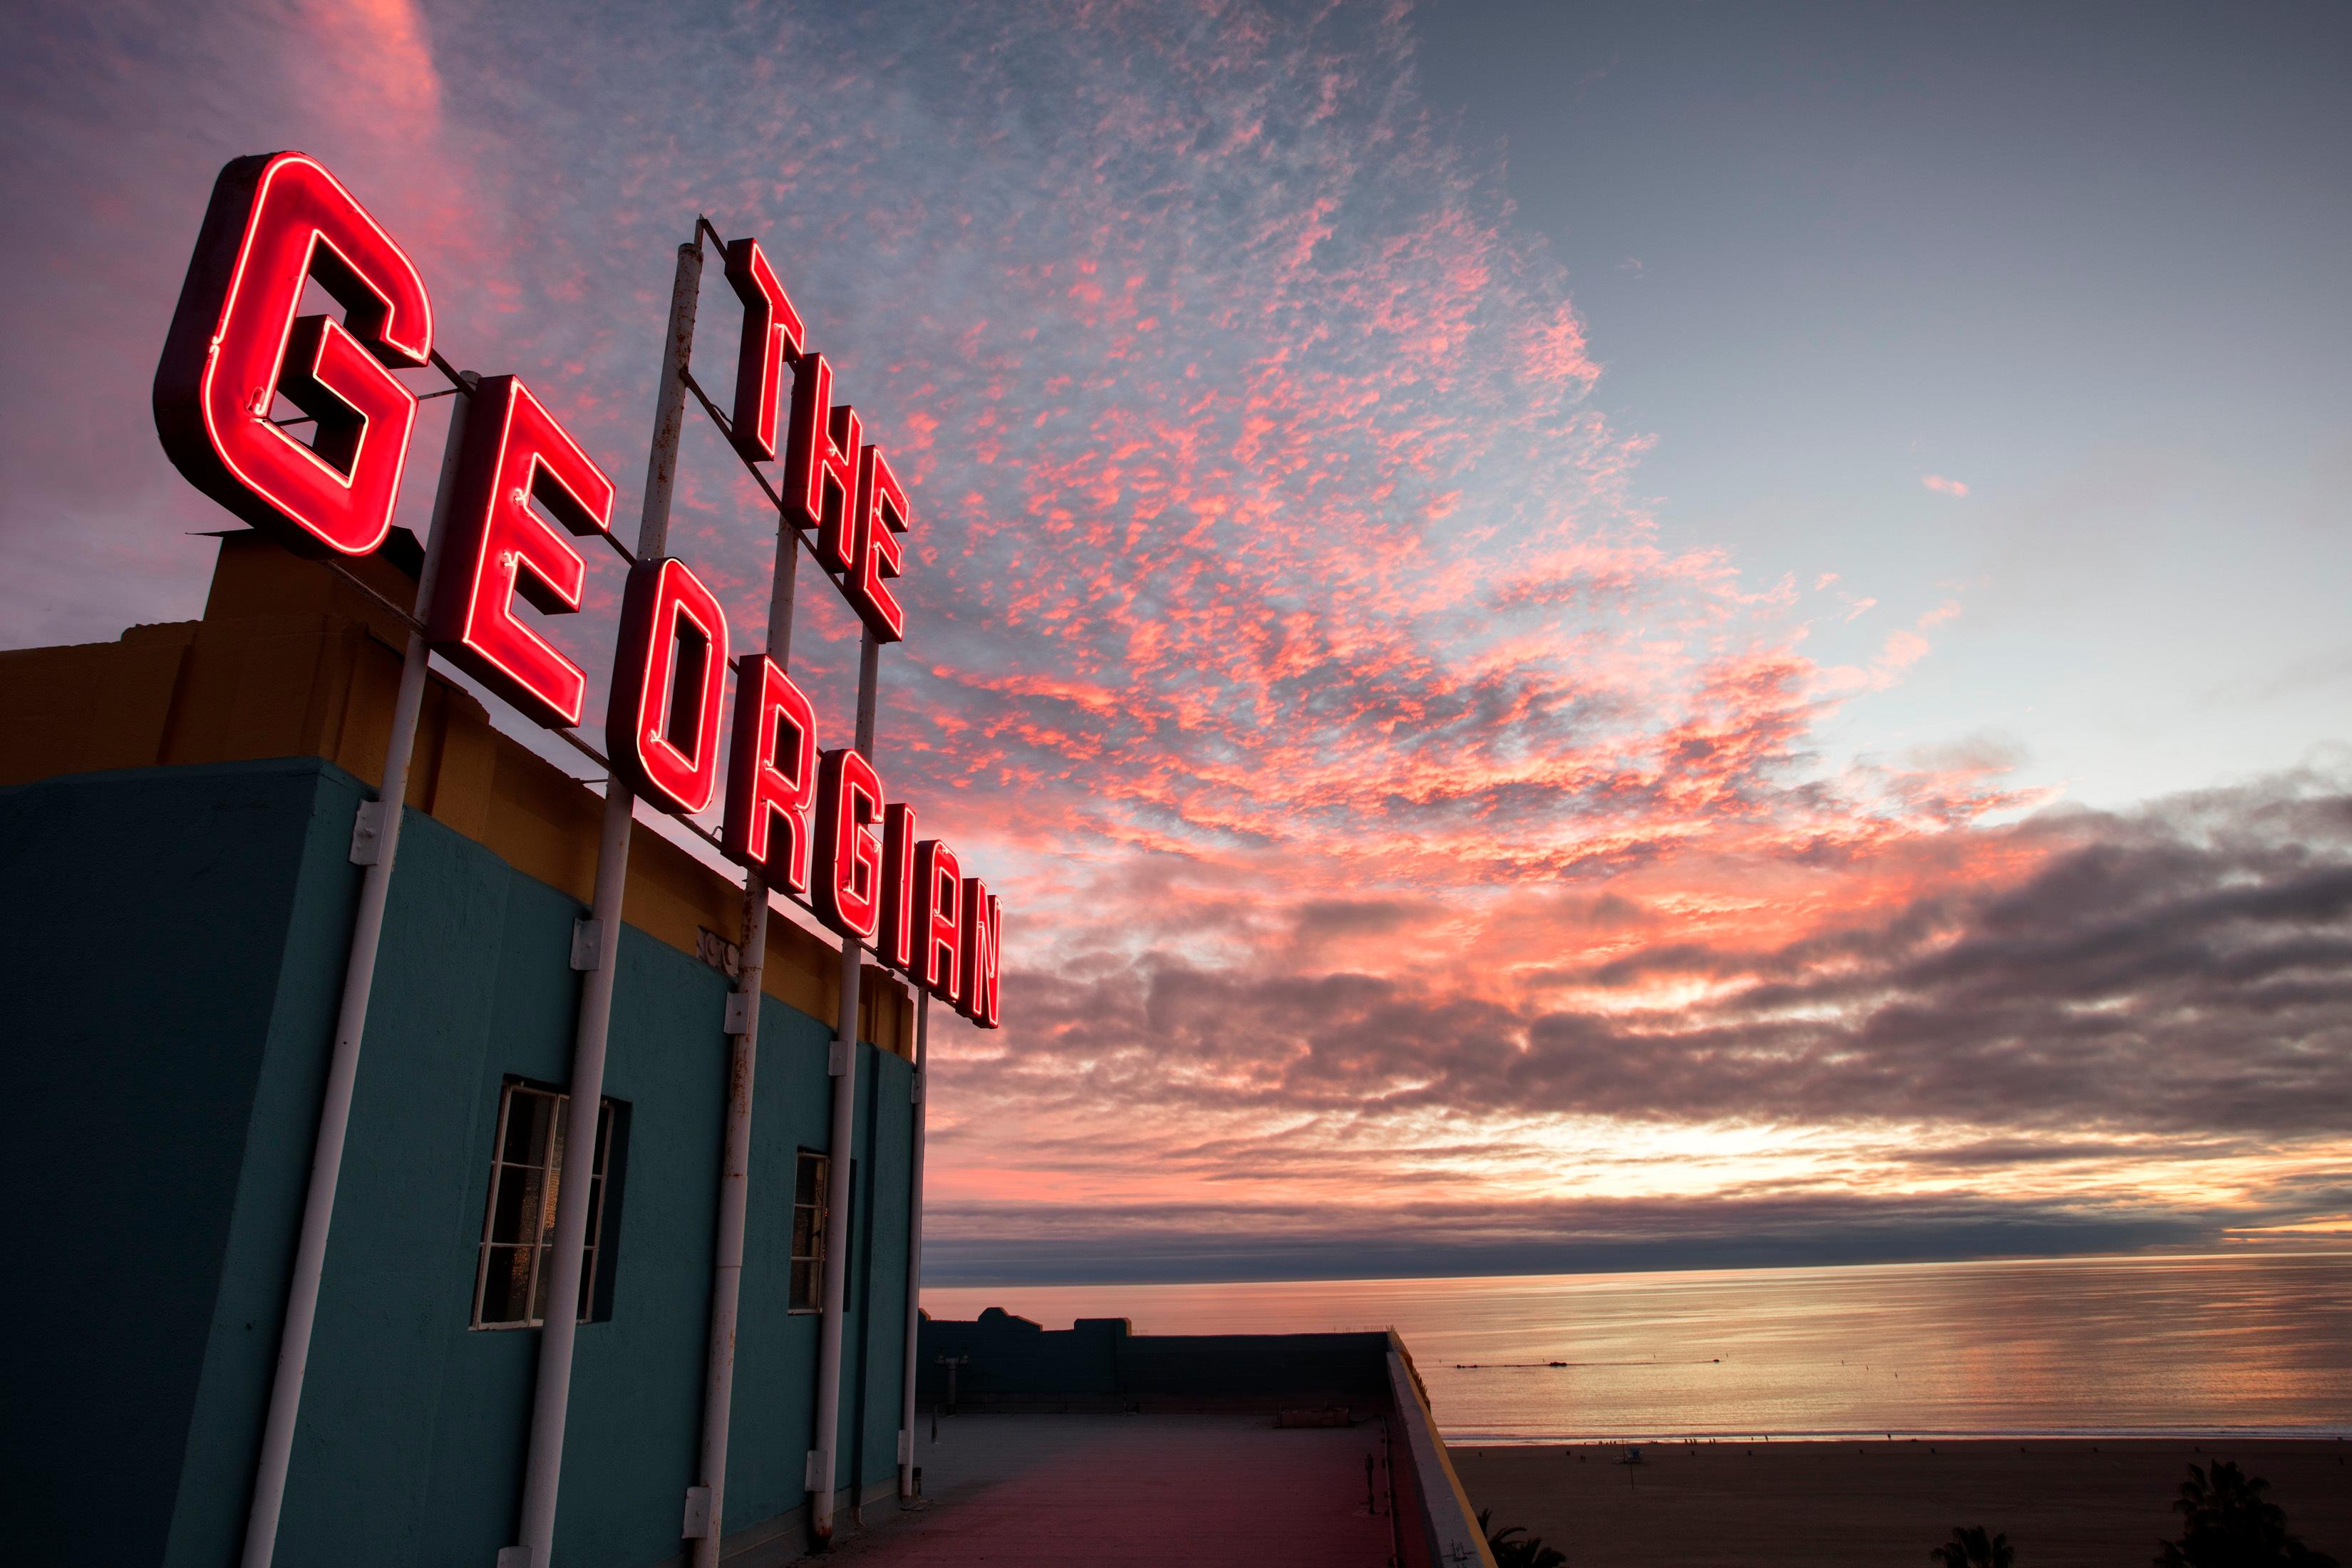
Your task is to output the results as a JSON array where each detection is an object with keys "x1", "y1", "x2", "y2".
[{"x1": 1386, "y1": 1334, "x2": 1496, "y2": 1568}]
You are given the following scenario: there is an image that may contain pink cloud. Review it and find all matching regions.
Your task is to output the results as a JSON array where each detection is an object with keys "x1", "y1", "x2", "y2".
[
  {"x1": 296, "y1": 0, "x2": 441, "y2": 120},
  {"x1": 20, "y1": 0, "x2": 2316, "y2": 1269}
]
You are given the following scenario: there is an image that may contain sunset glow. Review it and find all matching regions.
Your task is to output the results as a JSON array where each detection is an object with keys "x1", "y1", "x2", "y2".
[{"x1": 6, "y1": 0, "x2": 2348, "y2": 1286}]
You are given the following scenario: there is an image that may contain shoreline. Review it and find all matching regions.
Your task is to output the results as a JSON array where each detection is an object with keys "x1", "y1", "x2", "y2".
[{"x1": 1453, "y1": 1436, "x2": 2351, "y2": 1567}]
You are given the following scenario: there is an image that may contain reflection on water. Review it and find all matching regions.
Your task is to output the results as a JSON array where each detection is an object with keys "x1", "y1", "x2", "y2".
[{"x1": 924, "y1": 1252, "x2": 2352, "y2": 1440}]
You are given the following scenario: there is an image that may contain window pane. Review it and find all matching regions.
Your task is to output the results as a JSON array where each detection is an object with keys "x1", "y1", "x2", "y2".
[
  {"x1": 502, "y1": 1090, "x2": 554, "y2": 1166},
  {"x1": 548, "y1": 1103, "x2": 569, "y2": 1185},
  {"x1": 489, "y1": 1166, "x2": 543, "y2": 1246},
  {"x1": 480, "y1": 1245, "x2": 535, "y2": 1325},
  {"x1": 536, "y1": 1153, "x2": 564, "y2": 1247},
  {"x1": 788, "y1": 1150, "x2": 829, "y2": 1313},
  {"x1": 475, "y1": 1085, "x2": 626, "y2": 1331}
]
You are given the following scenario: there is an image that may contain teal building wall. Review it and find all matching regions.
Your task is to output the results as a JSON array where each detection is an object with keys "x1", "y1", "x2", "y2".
[{"x1": 0, "y1": 755, "x2": 914, "y2": 1567}]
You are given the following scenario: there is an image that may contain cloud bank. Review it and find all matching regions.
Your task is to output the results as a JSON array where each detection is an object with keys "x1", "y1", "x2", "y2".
[{"x1": 5, "y1": 0, "x2": 2346, "y2": 1281}]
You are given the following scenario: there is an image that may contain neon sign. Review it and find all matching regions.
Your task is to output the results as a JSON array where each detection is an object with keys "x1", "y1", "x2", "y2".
[
  {"x1": 849, "y1": 445, "x2": 911, "y2": 641},
  {"x1": 721, "y1": 655, "x2": 820, "y2": 896},
  {"x1": 424, "y1": 375, "x2": 616, "y2": 729},
  {"x1": 609, "y1": 557, "x2": 731, "y2": 817},
  {"x1": 155, "y1": 151, "x2": 434, "y2": 557},
  {"x1": 912, "y1": 840, "x2": 962, "y2": 1001},
  {"x1": 812, "y1": 747, "x2": 885, "y2": 942},
  {"x1": 877, "y1": 803, "x2": 920, "y2": 972},
  {"x1": 153, "y1": 150, "x2": 1001, "y2": 1019},
  {"x1": 723, "y1": 237, "x2": 803, "y2": 464},
  {"x1": 959, "y1": 879, "x2": 1000, "y2": 1028}
]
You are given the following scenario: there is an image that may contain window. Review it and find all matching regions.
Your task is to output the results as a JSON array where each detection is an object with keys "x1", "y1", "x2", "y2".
[
  {"x1": 472, "y1": 1080, "x2": 624, "y2": 1330},
  {"x1": 790, "y1": 1150, "x2": 829, "y2": 1312}
]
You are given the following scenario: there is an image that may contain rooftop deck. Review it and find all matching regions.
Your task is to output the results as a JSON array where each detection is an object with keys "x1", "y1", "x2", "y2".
[
  {"x1": 790, "y1": 1312, "x2": 1496, "y2": 1566},
  {"x1": 807, "y1": 1413, "x2": 1398, "y2": 1566}
]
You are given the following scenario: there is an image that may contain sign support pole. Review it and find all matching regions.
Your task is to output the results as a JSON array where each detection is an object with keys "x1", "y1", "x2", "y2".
[
  {"x1": 896, "y1": 991, "x2": 931, "y2": 1500},
  {"x1": 686, "y1": 512, "x2": 800, "y2": 1564},
  {"x1": 239, "y1": 378, "x2": 473, "y2": 1568},
  {"x1": 811, "y1": 629, "x2": 881, "y2": 1541},
  {"x1": 512, "y1": 239, "x2": 701, "y2": 1568}
]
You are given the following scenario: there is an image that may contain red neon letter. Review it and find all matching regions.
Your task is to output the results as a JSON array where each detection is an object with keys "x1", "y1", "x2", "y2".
[
  {"x1": 846, "y1": 445, "x2": 910, "y2": 642},
  {"x1": 877, "y1": 803, "x2": 919, "y2": 971},
  {"x1": 424, "y1": 376, "x2": 614, "y2": 730},
  {"x1": 607, "y1": 557, "x2": 731, "y2": 816},
  {"x1": 914, "y1": 840, "x2": 961, "y2": 1000},
  {"x1": 813, "y1": 748, "x2": 884, "y2": 941},
  {"x1": 721, "y1": 656, "x2": 819, "y2": 894},
  {"x1": 155, "y1": 151, "x2": 433, "y2": 557},
  {"x1": 724, "y1": 237, "x2": 804, "y2": 463},
  {"x1": 956, "y1": 878, "x2": 1001, "y2": 1028},
  {"x1": 785, "y1": 353, "x2": 860, "y2": 563}
]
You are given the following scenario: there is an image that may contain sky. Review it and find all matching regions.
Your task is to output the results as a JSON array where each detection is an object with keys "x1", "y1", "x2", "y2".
[{"x1": 3, "y1": 0, "x2": 2348, "y2": 1285}]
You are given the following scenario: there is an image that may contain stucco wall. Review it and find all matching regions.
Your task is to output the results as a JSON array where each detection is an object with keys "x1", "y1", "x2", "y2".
[{"x1": 0, "y1": 755, "x2": 914, "y2": 1567}]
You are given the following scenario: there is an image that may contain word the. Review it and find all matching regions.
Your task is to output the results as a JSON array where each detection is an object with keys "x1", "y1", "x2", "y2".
[{"x1": 154, "y1": 150, "x2": 999, "y2": 1025}]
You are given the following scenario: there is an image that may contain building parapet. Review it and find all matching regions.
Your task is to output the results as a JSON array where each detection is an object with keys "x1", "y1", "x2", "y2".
[
  {"x1": 0, "y1": 529, "x2": 913, "y2": 1057},
  {"x1": 917, "y1": 1310, "x2": 1497, "y2": 1567}
]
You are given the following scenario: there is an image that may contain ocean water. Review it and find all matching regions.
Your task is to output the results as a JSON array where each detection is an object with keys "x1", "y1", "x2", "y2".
[{"x1": 923, "y1": 1251, "x2": 2352, "y2": 1442}]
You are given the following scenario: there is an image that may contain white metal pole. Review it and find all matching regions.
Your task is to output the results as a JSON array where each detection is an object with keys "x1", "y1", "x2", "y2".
[
  {"x1": 687, "y1": 512, "x2": 800, "y2": 1566},
  {"x1": 238, "y1": 377, "x2": 473, "y2": 1568},
  {"x1": 810, "y1": 630, "x2": 880, "y2": 1542},
  {"x1": 896, "y1": 991, "x2": 930, "y2": 1500},
  {"x1": 512, "y1": 239, "x2": 701, "y2": 1568}
]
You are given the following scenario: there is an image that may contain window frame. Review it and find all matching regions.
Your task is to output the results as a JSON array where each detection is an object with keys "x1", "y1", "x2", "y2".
[
  {"x1": 789, "y1": 1148, "x2": 830, "y2": 1314},
  {"x1": 469, "y1": 1078, "x2": 629, "y2": 1331}
]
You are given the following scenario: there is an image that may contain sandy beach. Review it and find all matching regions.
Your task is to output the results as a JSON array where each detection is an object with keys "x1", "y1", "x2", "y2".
[{"x1": 1453, "y1": 1438, "x2": 2351, "y2": 1567}]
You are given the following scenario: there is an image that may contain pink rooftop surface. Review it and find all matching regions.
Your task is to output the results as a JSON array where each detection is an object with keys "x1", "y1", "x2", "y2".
[{"x1": 805, "y1": 1413, "x2": 1396, "y2": 1565}]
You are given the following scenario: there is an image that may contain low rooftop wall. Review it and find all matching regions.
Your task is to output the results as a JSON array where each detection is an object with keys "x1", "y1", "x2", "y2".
[
  {"x1": 915, "y1": 1311, "x2": 1497, "y2": 1567},
  {"x1": 918, "y1": 1309, "x2": 1392, "y2": 1413}
]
